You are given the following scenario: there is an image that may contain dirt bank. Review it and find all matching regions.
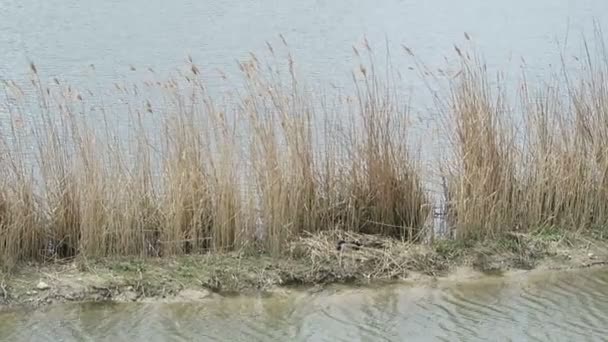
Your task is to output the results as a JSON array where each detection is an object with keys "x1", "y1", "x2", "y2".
[{"x1": 1, "y1": 230, "x2": 607, "y2": 309}]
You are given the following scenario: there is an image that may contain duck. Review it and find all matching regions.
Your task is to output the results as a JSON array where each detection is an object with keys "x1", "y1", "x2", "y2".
[{"x1": 336, "y1": 240, "x2": 362, "y2": 251}]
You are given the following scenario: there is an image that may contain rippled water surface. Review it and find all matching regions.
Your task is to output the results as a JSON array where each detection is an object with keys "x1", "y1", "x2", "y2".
[
  {"x1": 2, "y1": 0, "x2": 608, "y2": 86},
  {"x1": 2, "y1": 268, "x2": 608, "y2": 341},
  {"x1": 2, "y1": 0, "x2": 608, "y2": 139}
]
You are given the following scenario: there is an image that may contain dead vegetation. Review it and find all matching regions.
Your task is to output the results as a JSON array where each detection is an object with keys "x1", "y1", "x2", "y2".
[
  {"x1": 438, "y1": 31, "x2": 608, "y2": 242},
  {"x1": 1, "y1": 228, "x2": 607, "y2": 309},
  {"x1": 0, "y1": 42, "x2": 428, "y2": 270},
  {"x1": 2, "y1": 32, "x2": 608, "y2": 285}
]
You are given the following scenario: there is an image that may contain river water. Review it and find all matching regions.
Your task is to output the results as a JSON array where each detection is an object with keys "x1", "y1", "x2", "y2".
[
  {"x1": 1, "y1": 268, "x2": 608, "y2": 341},
  {"x1": 2, "y1": 0, "x2": 608, "y2": 89}
]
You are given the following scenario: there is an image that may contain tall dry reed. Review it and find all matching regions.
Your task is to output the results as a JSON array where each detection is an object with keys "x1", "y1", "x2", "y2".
[
  {"x1": 443, "y1": 34, "x2": 608, "y2": 239},
  {"x1": 0, "y1": 46, "x2": 429, "y2": 267},
  {"x1": 443, "y1": 53, "x2": 519, "y2": 239}
]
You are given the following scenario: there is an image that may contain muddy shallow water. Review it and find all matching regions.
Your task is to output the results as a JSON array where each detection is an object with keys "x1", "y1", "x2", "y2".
[{"x1": 2, "y1": 268, "x2": 608, "y2": 341}]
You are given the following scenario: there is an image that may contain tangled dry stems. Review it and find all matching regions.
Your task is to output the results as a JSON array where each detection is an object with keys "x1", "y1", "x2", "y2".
[{"x1": 293, "y1": 231, "x2": 447, "y2": 279}]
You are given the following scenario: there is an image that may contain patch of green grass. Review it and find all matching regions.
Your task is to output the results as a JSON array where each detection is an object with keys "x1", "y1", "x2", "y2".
[
  {"x1": 433, "y1": 238, "x2": 475, "y2": 260},
  {"x1": 530, "y1": 225, "x2": 567, "y2": 243},
  {"x1": 586, "y1": 224, "x2": 608, "y2": 241},
  {"x1": 107, "y1": 259, "x2": 147, "y2": 274},
  {"x1": 495, "y1": 235, "x2": 524, "y2": 254}
]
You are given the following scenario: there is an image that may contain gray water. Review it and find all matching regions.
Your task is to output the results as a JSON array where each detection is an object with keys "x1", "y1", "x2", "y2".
[
  {"x1": 2, "y1": 0, "x2": 607, "y2": 88},
  {"x1": 2, "y1": 268, "x2": 608, "y2": 341}
]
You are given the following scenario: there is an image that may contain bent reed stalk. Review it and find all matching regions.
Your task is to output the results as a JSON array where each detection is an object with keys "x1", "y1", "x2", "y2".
[{"x1": 2, "y1": 37, "x2": 608, "y2": 268}]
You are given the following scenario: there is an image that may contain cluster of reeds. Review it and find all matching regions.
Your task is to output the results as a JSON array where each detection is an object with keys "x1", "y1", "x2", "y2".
[
  {"x1": 4, "y1": 35, "x2": 608, "y2": 268},
  {"x1": 0, "y1": 45, "x2": 429, "y2": 267},
  {"x1": 444, "y1": 36, "x2": 608, "y2": 239}
]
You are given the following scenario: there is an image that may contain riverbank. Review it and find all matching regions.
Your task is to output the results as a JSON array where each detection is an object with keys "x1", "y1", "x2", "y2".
[{"x1": 1, "y1": 229, "x2": 607, "y2": 309}]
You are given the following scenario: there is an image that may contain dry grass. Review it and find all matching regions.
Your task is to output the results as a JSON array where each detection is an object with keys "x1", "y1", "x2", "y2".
[
  {"x1": 0, "y1": 45, "x2": 428, "y2": 269},
  {"x1": 4, "y1": 35, "x2": 608, "y2": 270},
  {"x1": 343, "y1": 58, "x2": 429, "y2": 240},
  {"x1": 442, "y1": 53, "x2": 519, "y2": 239},
  {"x1": 293, "y1": 231, "x2": 445, "y2": 279},
  {"x1": 533, "y1": 59, "x2": 605, "y2": 230},
  {"x1": 443, "y1": 34, "x2": 608, "y2": 240}
]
